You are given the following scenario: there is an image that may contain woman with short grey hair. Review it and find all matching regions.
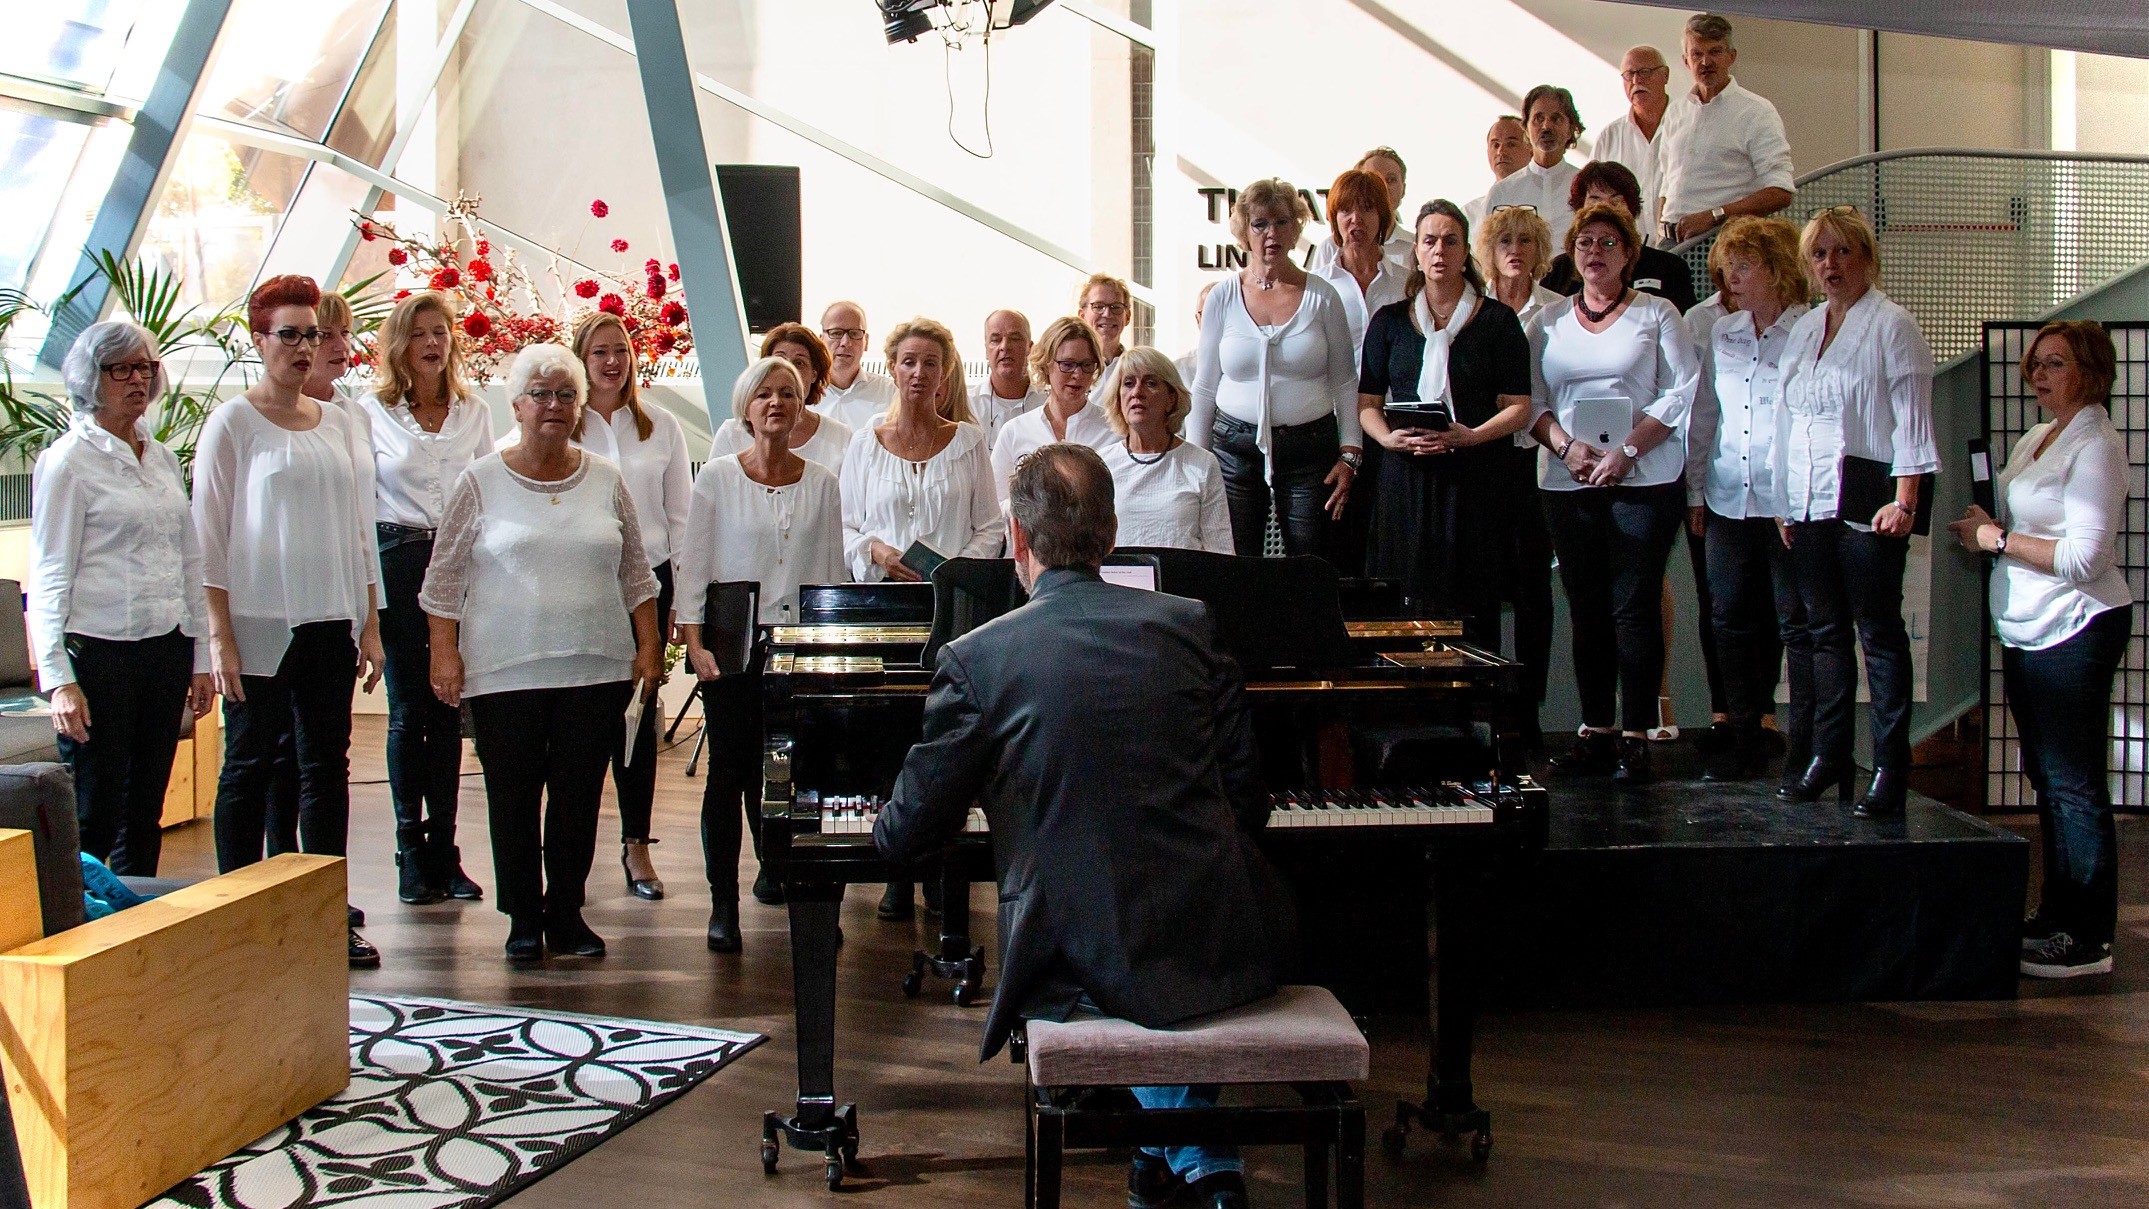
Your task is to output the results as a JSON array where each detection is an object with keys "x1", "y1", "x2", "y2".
[{"x1": 28, "y1": 320, "x2": 215, "y2": 875}]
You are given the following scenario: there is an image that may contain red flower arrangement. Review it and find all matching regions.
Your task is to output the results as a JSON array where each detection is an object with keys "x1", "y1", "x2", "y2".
[
  {"x1": 573, "y1": 279, "x2": 600, "y2": 299},
  {"x1": 468, "y1": 259, "x2": 494, "y2": 283},
  {"x1": 597, "y1": 293, "x2": 626, "y2": 316},
  {"x1": 462, "y1": 312, "x2": 493, "y2": 338},
  {"x1": 386, "y1": 247, "x2": 407, "y2": 266},
  {"x1": 610, "y1": 239, "x2": 630, "y2": 254},
  {"x1": 590, "y1": 199, "x2": 610, "y2": 218},
  {"x1": 429, "y1": 266, "x2": 461, "y2": 290},
  {"x1": 660, "y1": 301, "x2": 687, "y2": 326}
]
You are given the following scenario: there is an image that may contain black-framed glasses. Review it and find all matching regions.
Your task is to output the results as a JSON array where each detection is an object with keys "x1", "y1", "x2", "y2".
[
  {"x1": 258, "y1": 326, "x2": 327, "y2": 348},
  {"x1": 1054, "y1": 359, "x2": 1101, "y2": 376},
  {"x1": 822, "y1": 327, "x2": 867, "y2": 343},
  {"x1": 100, "y1": 360, "x2": 160, "y2": 382},
  {"x1": 523, "y1": 388, "x2": 580, "y2": 405},
  {"x1": 1574, "y1": 235, "x2": 1625, "y2": 252},
  {"x1": 1083, "y1": 302, "x2": 1130, "y2": 317}
]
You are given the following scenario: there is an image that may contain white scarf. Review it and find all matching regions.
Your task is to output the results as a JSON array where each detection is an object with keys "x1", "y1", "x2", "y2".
[{"x1": 1413, "y1": 283, "x2": 1478, "y2": 407}]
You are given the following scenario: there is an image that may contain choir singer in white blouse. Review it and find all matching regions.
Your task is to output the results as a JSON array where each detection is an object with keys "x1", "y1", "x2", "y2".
[
  {"x1": 421, "y1": 343, "x2": 662, "y2": 963},
  {"x1": 677, "y1": 357, "x2": 845, "y2": 952},
  {"x1": 29, "y1": 320, "x2": 214, "y2": 876},
  {"x1": 708, "y1": 323, "x2": 853, "y2": 477},
  {"x1": 1099, "y1": 347, "x2": 1232, "y2": 553},
  {"x1": 991, "y1": 315, "x2": 1120, "y2": 510}
]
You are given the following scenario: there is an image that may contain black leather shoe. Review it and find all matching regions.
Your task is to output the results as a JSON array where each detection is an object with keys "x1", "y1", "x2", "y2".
[
  {"x1": 1779, "y1": 756, "x2": 1854, "y2": 803},
  {"x1": 1702, "y1": 725, "x2": 1748, "y2": 781},
  {"x1": 443, "y1": 846, "x2": 484, "y2": 900},
  {"x1": 707, "y1": 900, "x2": 742, "y2": 953},
  {"x1": 398, "y1": 849, "x2": 445, "y2": 905},
  {"x1": 1128, "y1": 1152, "x2": 1184, "y2": 1209},
  {"x1": 347, "y1": 903, "x2": 365, "y2": 928},
  {"x1": 622, "y1": 840, "x2": 664, "y2": 901},
  {"x1": 545, "y1": 913, "x2": 607, "y2": 957},
  {"x1": 1853, "y1": 767, "x2": 1908, "y2": 818},
  {"x1": 1187, "y1": 1170, "x2": 1249, "y2": 1209},
  {"x1": 751, "y1": 868, "x2": 785, "y2": 906},
  {"x1": 348, "y1": 929, "x2": 381, "y2": 969},
  {"x1": 877, "y1": 881, "x2": 915, "y2": 921},
  {"x1": 506, "y1": 917, "x2": 544, "y2": 963},
  {"x1": 1549, "y1": 729, "x2": 1618, "y2": 774},
  {"x1": 1611, "y1": 735, "x2": 1653, "y2": 785}
]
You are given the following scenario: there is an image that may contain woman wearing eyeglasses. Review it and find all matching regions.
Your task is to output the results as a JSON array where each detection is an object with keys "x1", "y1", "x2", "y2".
[
  {"x1": 193, "y1": 275, "x2": 386, "y2": 967},
  {"x1": 990, "y1": 315, "x2": 1120, "y2": 510},
  {"x1": 1773, "y1": 206, "x2": 1937, "y2": 818},
  {"x1": 27, "y1": 321, "x2": 214, "y2": 878}
]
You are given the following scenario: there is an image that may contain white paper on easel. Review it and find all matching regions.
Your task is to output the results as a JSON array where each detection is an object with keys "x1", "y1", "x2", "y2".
[{"x1": 621, "y1": 680, "x2": 647, "y2": 766}]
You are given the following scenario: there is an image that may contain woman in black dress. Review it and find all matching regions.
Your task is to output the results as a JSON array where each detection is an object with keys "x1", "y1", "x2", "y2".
[{"x1": 1358, "y1": 199, "x2": 1534, "y2": 644}]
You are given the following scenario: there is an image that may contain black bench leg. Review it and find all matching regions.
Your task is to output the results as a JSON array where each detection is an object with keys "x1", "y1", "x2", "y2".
[
  {"x1": 1035, "y1": 1107, "x2": 1064, "y2": 1209},
  {"x1": 1337, "y1": 1102, "x2": 1365, "y2": 1209},
  {"x1": 1303, "y1": 1121, "x2": 1330, "y2": 1208},
  {"x1": 1024, "y1": 1083, "x2": 1037, "y2": 1209}
]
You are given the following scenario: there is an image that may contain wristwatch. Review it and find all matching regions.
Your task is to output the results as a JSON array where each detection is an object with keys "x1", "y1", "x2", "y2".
[
  {"x1": 1338, "y1": 449, "x2": 1363, "y2": 471},
  {"x1": 1994, "y1": 530, "x2": 2009, "y2": 556},
  {"x1": 1709, "y1": 206, "x2": 1727, "y2": 226},
  {"x1": 1620, "y1": 443, "x2": 1641, "y2": 459}
]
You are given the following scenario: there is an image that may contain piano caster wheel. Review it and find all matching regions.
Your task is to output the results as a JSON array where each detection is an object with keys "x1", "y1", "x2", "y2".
[
  {"x1": 760, "y1": 1140, "x2": 779, "y2": 1174},
  {"x1": 1470, "y1": 1130, "x2": 1493, "y2": 1164},
  {"x1": 900, "y1": 971, "x2": 924, "y2": 998},
  {"x1": 1380, "y1": 1124, "x2": 1407, "y2": 1156},
  {"x1": 953, "y1": 980, "x2": 976, "y2": 1007},
  {"x1": 760, "y1": 1111, "x2": 781, "y2": 1174},
  {"x1": 824, "y1": 1158, "x2": 843, "y2": 1191}
]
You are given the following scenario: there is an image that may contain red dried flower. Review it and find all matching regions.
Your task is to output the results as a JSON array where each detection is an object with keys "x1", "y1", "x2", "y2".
[
  {"x1": 359, "y1": 222, "x2": 376, "y2": 241},
  {"x1": 590, "y1": 199, "x2": 610, "y2": 218},
  {"x1": 468, "y1": 258, "x2": 494, "y2": 282},
  {"x1": 393, "y1": 289, "x2": 411, "y2": 300},
  {"x1": 386, "y1": 248, "x2": 408, "y2": 266},
  {"x1": 462, "y1": 312, "x2": 493, "y2": 338},
  {"x1": 667, "y1": 263, "x2": 680, "y2": 281},
  {"x1": 652, "y1": 331, "x2": 677, "y2": 354},
  {"x1": 597, "y1": 293, "x2": 626, "y2": 316},
  {"x1": 645, "y1": 276, "x2": 666, "y2": 299},
  {"x1": 644, "y1": 258, "x2": 662, "y2": 274},
  {"x1": 430, "y1": 266, "x2": 460, "y2": 289},
  {"x1": 659, "y1": 301, "x2": 687, "y2": 326},
  {"x1": 610, "y1": 238, "x2": 630, "y2": 254},
  {"x1": 623, "y1": 316, "x2": 640, "y2": 333},
  {"x1": 475, "y1": 239, "x2": 491, "y2": 256},
  {"x1": 573, "y1": 279, "x2": 600, "y2": 299},
  {"x1": 485, "y1": 286, "x2": 498, "y2": 301}
]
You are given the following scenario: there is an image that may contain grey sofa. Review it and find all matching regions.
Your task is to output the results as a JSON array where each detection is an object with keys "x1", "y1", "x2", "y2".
[{"x1": 0, "y1": 581, "x2": 59, "y2": 765}]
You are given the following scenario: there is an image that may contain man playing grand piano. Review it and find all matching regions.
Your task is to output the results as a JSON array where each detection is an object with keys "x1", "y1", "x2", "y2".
[{"x1": 873, "y1": 444, "x2": 1294, "y2": 1209}]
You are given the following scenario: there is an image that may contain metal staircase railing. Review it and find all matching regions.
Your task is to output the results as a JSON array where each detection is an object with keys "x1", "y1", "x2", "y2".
[{"x1": 1671, "y1": 149, "x2": 2149, "y2": 362}]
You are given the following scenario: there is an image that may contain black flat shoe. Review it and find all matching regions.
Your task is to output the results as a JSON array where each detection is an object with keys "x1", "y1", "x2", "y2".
[
  {"x1": 347, "y1": 903, "x2": 365, "y2": 928},
  {"x1": 622, "y1": 840, "x2": 664, "y2": 901},
  {"x1": 1853, "y1": 767, "x2": 1908, "y2": 818},
  {"x1": 707, "y1": 900, "x2": 742, "y2": 953},
  {"x1": 1611, "y1": 735, "x2": 1654, "y2": 786},
  {"x1": 751, "y1": 868, "x2": 785, "y2": 906},
  {"x1": 545, "y1": 914, "x2": 607, "y2": 957},
  {"x1": 1128, "y1": 1152, "x2": 1184, "y2": 1209},
  {"x1": 1187, "y1": 1170, "x2": 1249, "y2": 1209},
  {"x1": 348, "y1": 929, "x2": 380, "y2": 969},
  {"x1": 1549, "y1": 730, "x2": 1618, "y2": 774},
  {"x1": 877, "y1": 881, "x2": 914, "y2": 921},
  {"x1": 1779, "y1": 756, "x2": 1853, "y2": 803},
  {"x1": 505, "y1": 918, "x2": 545, "y2": 963}
]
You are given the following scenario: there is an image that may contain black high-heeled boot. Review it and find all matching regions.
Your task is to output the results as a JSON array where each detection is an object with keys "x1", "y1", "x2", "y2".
[
  {"x1": 707, "y1": 899, "x2": 742, "y2": 953},
  {"x1": 877, "y1": 881, "x2": 915, "y2": 921},
  {"x1": 1779, "y1": 756, "x2": 1854, "y2": 803},
  {"x1": 1852, "y1": 767, "x2": 1908, "y2": 818}
]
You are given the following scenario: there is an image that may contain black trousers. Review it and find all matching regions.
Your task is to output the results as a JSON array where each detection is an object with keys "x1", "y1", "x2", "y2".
[
  {"x1": 215, "y1": 620, "x2": 358, "y2": 873},
  {"x1": 1782, "y1": 519, "x2": 1914, "y2": 770},
  {"x1": 1500, "y1": 470, "x2": 1555, "y2": 706},
  {"x1": 1211, "y1": 413, "x2": 1340, "y2": 560},
  {"x1": 1683, "y1": 523, "x2": 1726, "y2": 715},
  {"x1": 1704, "y1": 511, "x2": 1802, "y2": 732},
  {"x1": 609, "y1": 561, "x2": 671, "y2": 843},
  {"x1": 699, "y1": 656, "x2": 766, "y2": 897},
  {"x1": 378, "y1": 532, "x2": 464, "y2": 857},
  {"x1": 57, "y1": 629, "x2": 192, "y2": 876},
  {"x1": 2005, "y1": 606, "x2": 2131, "y2": 948},
  {"x1": 470, "y1": 679, "x2": 634, "y2": 923},
  {"x1": 1542, "y1": 483, "x2": 1684, "y2": 732}
]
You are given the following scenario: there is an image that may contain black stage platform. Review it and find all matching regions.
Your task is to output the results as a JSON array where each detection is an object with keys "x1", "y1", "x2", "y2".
[{"x1": 1490, "y1": 743, "x2": 2031, "y2": 1010}]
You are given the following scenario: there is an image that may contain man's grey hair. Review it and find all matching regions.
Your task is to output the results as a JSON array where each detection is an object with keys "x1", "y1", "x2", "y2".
[
  {"x1": 1685, "y1": 12, "x2": 1734, "y2": 45},
  {"x1": 1010, "y1": 443, "x2": 1116, "y2": 572},
  {"x1": 504, "y1": 341, "x2": 587, "y2": 404},
  {"x1": 62, "y1": 320, "x2": 163, "y2": 413}
]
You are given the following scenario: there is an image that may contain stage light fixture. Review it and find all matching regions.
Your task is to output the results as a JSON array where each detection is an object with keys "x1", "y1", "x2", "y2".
[{"x1": 878, "y1": 0, "x2": 941, "y2": 44}]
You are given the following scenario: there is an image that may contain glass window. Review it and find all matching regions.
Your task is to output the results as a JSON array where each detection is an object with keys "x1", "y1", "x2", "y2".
[
  {"x1": 202, "y1": 0, "x2": 391, "y2": 141},
  {"x1": 0, "y1": 105, "x2": 93, "y2": 293},
  {"x1": 138, "y1": 132, "x2": 309, "y2": 308},
  {"x1": 4, "y1": 0, "x2": 148, "y2": 92}
]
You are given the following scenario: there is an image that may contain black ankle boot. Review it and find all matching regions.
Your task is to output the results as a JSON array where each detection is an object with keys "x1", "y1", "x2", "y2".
[
  {"x1": 1779, "y1": 756, "x2": 1853, "y2": 803},
  {"x1": 505, "y1": 916, "x2": 544, "y2": 963},
  {"x1": 397, "y1": 848, "x2": 444, "y2": 904},
  {"x1": 442, "y1": 846, "x2": 483, "y2": 900},
  {"x1": 877, "y1": 881, "x2": 914, "y2": 921},
  {"x1": 1702, "y1": 724, "x2": 1747, "y2": 781},
  {"x1": 1611, "y1": 735, "x2": 1654, "y2": 785},
  {"x1": 751, "y1": 867, "x2": 785, "y2": 906},
  {"x1": 1853, "y1": 767, "x2": 1909, "y2": 818},
  {"x1": 1549, "y1": 730, "x2": 1619, "y2": 774},
  {"x1": 545, "y1": 911, "x2": 606, "y2": 957},
  {"x1": 707, "y1": 899, "x2": 742, "y2": 953}
]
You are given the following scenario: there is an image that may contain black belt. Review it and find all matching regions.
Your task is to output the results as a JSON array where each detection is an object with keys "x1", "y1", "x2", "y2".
[
  {"x1": 1213, "y1": 413, "x2": 1337, "y2": 437},
  {"x1": 376, "y1": 521, "x2": 436, "y2": 552}
]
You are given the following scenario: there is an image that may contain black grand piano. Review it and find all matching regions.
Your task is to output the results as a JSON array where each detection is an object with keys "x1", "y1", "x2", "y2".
[{"x1": 753, "y1": 551, "x2": 1548, "y2": 1189}]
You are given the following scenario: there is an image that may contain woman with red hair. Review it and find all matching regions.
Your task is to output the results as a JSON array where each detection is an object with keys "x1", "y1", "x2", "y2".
[{"x1": 193, "y1": 274, "x2": 386, "y2": 969}]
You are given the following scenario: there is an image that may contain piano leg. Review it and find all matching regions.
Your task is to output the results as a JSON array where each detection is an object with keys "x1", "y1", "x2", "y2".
[
  {"x1": 902, "y1": 861, "x2": 987, "y2": 1007},
  {"x1": 1381, "y1": 842, "x2": 1494, "y2": 1164},
  {"x1": 768, "y1": 878, "x2": 861, "y2": 1188}
]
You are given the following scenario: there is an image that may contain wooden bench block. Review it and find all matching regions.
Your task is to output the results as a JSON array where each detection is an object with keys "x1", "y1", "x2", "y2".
[
  {"x1": 0, "y1": 830, "x2": 37, "y2": 953},
  {"x1": 0, "y1": 854, "x2": 349, "y2": 1209},
  {"x1": 158, "y1": 739, "x2": 194, "y2": 829}
]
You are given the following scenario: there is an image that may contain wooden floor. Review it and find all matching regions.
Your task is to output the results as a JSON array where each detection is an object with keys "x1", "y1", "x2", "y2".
[{"x1": 152, "y1": 717, "x2": 2149, "y2": 1208}]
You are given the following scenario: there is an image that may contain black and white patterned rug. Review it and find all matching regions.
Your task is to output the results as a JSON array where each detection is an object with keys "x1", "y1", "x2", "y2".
[{"x1": 150, "y1": 995, "x2": 763, "y2": 1209}]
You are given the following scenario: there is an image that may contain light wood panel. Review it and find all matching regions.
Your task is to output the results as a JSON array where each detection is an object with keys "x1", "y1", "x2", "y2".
[
  {"x1": 0, "y1": 830, "x2": 38, "y2": 953},
  {"x1": 161, "y1": 707, "x2": 223, "y2": 828},
  {"x1": 0, "y1": 853, "x2": 348, "y2": 1209}
]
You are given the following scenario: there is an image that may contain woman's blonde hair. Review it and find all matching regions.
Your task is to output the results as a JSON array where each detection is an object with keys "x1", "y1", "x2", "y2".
[
  {"x1": 1099, "y1": 346, "x2": 1191, "y2": 437},
  {"x1": 731, "y1": 356, "x2": 807, "y2": 431},
  {"x1": 1708, "y1": 216, "x2": 1809, "y2": 313},
  {"x1": 372, "y1": 291, "x2": 472, "y2": 410},
  {"x1": 1472, "y1": 205, "x2": 1555, "y2": 285},
  {"x1": 570, "y1": 310, "x2": 652, "y2": 441},
  {"x1": 1799, "y1": 205, "x2": 1882, "y2": 285},
  {"x1": 314, "y1": 290, "x2": 354, "y2": 332},
  {"x1": 1028, "y1": 315, "x2": 1105, "y2": 393},
  {"x1": 1228, "y1": 178, "x2": 1312, "y2": 250},
  {"x1": 883, "y1": 317, "x2": 972, "y2": 425},
  {"x1": 1564, "y1": 202, "x2": 1643, "y2": 286}
]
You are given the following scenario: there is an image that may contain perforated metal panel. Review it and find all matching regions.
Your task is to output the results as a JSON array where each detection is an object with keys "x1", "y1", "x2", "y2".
[
  {"x1": 1979, "y1": 321, "x2": 2149, "y2": 811},
  {"x1": 1678, "y1": 152, "x2": 2149, "y2": 363}
]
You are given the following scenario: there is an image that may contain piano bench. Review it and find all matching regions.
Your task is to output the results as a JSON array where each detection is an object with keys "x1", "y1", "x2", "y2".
[{"x1": 1019, "y1": 986, "x2": 1369, "y2": 1209}]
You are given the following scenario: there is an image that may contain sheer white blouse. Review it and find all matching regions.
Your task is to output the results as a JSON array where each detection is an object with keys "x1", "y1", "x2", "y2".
[{"x1": 838, "y1": 422, "x2": 1005, "y2": 581}]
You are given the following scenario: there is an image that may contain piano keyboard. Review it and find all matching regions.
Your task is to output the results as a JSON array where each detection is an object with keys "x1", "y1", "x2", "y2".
[{"x1": 805, "y1": 786, "x2": 1500, "y2": 836}]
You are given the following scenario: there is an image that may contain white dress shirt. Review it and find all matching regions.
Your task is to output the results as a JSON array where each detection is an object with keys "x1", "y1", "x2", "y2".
[
  {"x1": 1658, "y1": 78, "x2": 1795, "y2": 227},
  {"x1": 1685, "y1": 304, "x2": 1809, "y2": 514},
  {"x1": 1594, "y1": 109, "x2": 1668, "y2": 236},
  {"x1": 1527, "y1": 293, "x2": 1699, "y2": 492},
  {"x1": 1685, "y1": 292, "x2": 1730, "y2": 349},
  {"x1": 1773, "y1": 289, "x2": 1939, "y2": 524},
  {"x1": 1311, "y1": 254, "x2": 1411, "y2": 368},
  {"x1": 1485, "y1": 159, "x2": 1581, "y2": 247},
  {"x1": 571, "y1": 402, "x2": 692, "y2": 568},
  {"x1": 1102, "y1": 440, "x2": 1234, "y2": 554},
  {"x1": 192, "y1": 398, "x2": 377, "y2": 675},
  {"x1": 839, "y1": 421, "x2": 1005, "y2": 581},
  {"x1": 359, "y1": 393, "x2": 496, "y2": 530},
  {"x1": 1992, "y1": 405, "x2": 2133, "y2": 650},
  {"x1": 1089, "y1": 355, "x2": 1124, "y2": 410},
  {"x1": 818, "y1": 370, "x2": 897, "y2": 433},
  {"x1": 1187, "y1": 273, "x2": 1363, "y2": 457},
  {"x1": 675, "y1": 455, "x2": 847, "y2": 627},
  {"x1": 27, "y1": 416, "x2": 210, "y2": 688},
  {"x1": 969, "y1": 380, "x2": 1049, "y2": 448},
  {"x1": 990, "y1": 401, "x2": 1121, "y2": 511},
  {"x1": 710, "y1": 414, "x2": 853, "y2": 480}
]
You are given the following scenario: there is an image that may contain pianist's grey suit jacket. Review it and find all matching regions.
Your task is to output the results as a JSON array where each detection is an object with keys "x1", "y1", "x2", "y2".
[{"x1": 875, "y1": 565, "x2": 1294, "y2": 1062}]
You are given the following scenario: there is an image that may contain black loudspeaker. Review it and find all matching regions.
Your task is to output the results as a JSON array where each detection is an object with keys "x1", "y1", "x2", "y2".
[{"x1": 714, "y1": 164, "x2": 801, "y2": 333}]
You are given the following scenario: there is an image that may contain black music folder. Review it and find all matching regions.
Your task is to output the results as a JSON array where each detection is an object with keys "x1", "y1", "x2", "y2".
[
  {"x1": 900, "y1": 540, "x2": 948, "y2": 580},
  {"x1": 1968, "y1": 438, "x2": 1997, "y2": 516},
  {"x1": 1839, "y1": 455, "x2": 1933, "y2": 536}
]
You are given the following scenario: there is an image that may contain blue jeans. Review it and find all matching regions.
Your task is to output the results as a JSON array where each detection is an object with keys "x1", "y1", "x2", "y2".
[
  {"x1": 1133, "y1": 1085, "x2": 1242, "y2": 1183},
  {"x1": 2004, "y1": 605, "x2": 2132, "y2": 947}
]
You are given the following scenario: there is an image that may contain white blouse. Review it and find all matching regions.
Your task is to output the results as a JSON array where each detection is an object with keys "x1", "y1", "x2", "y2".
[
  {"x1": 1102, "y1": 440, "x2": 1234, "y2": 554},
  {"x1": 989, "y1": 402, "x2": 1120, "y2": 511},
  {"x1": 1686, "y1": 304, "x2": 1809, "y2": 516},
  {"x1": 970, "y1": 381, "x2": 1048, "y2": 448},
  {"x1": 1187, "y1": 273, "x2": 1363, "y2": 456},
  {"x1": 1773, "y1": 289, "x2": 1939, "y2": 525},
  {"x1": 818, "y1": 370, "x2": 897, "y2": 434},
  {"x1": 419, "y1": 452, "x2": 659, "y2": 697},
  {"x1": 27, "y1": 416, "x2": 210, "y2": 689},
  {"x1": 358, "y1": 392, "x2": 497, "y2": 530},
  {"x1": 710, "y1": 414, "x2": 853, "y2": 480},
  {"x1": 1992, "y1": 406, "x2": 2132, "y2": 651},
  {"x1": 192, "y1": 398, "x2": 377, "y2": 675},
  {"x1": 1311, "y1": 255, "x2": 1411, "y2": 368},
  {"x1": 1527, "y1": 292, "x2": 1699, "y2": 492},
  {"x1": 675, "y1": 456, "x2": 847, "y2": 627},
  {"x1": 566, "y1": 402, "x2": 692, "y2": 568},
  {"x1": 839, "y1": 422, "x2": 1005, "y2": 581}
]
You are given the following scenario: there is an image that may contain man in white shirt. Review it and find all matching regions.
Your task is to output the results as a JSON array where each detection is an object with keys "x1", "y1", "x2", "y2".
[
  {"x1": 1594, "y1": 46, "x2": 1673, "y2": 238},
  {"x1": 970, "y1": 309, "x2": 1048, "y2": 446},
  {"x1": 1485, "y1": 86, "x2": 1585, "y2": 246},
  {"x1": 815, "y1": 299, "x2": 897, "y2": 431},
  {"x1": 1463, "y1": 115, "x2": 1530, "y2": 229},
  {"x1": 1080, "y1": 273, "x2": 1134, "y2": 407},
  {"x1": 1656, "y1": 13, "x2": 1795, "y2": 245}
]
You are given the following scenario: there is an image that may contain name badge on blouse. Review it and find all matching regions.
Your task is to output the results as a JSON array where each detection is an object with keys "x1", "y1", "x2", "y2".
[{"x1": 1633, "y1": 278, "x2": 1663, "y2": 291}]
